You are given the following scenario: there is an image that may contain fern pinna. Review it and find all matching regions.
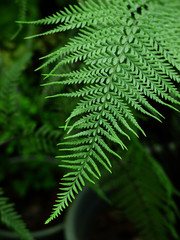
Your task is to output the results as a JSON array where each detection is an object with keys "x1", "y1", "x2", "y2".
[
  {"x1": 0, "y1": 188, "x2": 33, "y2": 240},
  {"x1": 22, "y1": 0, "x2": 180, "y2": 226}
]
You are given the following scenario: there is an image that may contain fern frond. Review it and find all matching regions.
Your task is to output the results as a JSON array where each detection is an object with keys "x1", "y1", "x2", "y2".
[
  {"x1": 20, "y1": 124, "x2": 62, "y2": 154},
  {"x1": 0, "y1": 188, "x2": 34, "y2": 240},
  {"x1": 11, "y1": 0, "x2": 27, "y2": 40},
  {"x1": 25, "y1": 0, "x2": 180, "y2": 223},
  {"x1": 0, "y1": 52, "x2": 32, "y2": 120},
  {"x1": 0, "y1": 52, "x2": 32, "y2": 145},
  {"x1": 99, "y1": 141, "x2": 179, "y2": 240}
]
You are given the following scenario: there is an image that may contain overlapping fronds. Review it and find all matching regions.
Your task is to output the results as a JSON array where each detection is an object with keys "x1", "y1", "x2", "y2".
[
  {"x1": 0, "y1": 188, "x2": 34, "y2": 240},
  {"x1": 21, "y1": 0, "x2": 180, "y2": 223},
  {"x1": 100, "y1": 141, "x2": 180, "y2": 240}
]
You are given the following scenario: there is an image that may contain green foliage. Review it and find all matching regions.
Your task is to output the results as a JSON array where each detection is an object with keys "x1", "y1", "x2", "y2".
[
  {"x1": 23, "y1": 0, "x2": 180, "y2": 226},
  {"x1": 0, "y1": 48, "x2": 64, "y2": 197},
  {"x1": 0, "y1": 187, "x2": 34, "y2": 240},
  {"x1": 11, "y1": 0, "x2": 28, "y2": 40},
  {"x1": 0, "y1": 0, "x2": 72, "y2": 225},
  {"x1": 99, "y1": 140, "x2": 180, "y2": 240},
  {"x1": 0, "y1": 157, "x2": 59, "y2": 197},
  {"x1": 0, "y1": 52, "x2": 32, "y2": 137},
  {"x1": 0, "y1": 43, "x2": 65, "y2": 157},
  {"x1": 0, "y1": 51, "x2": 61, "y2": 156}
]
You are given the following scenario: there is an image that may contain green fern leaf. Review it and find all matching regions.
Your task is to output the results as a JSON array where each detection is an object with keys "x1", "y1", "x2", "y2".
[{"x1": 23, "y1": 0, "x2": 180, "y2": 224}]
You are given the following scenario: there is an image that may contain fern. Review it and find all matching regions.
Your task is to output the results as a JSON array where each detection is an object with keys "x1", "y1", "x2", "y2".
[
  {"x1": 0, "y1": 52, "x2": 32, "y2": 131},
  {"x1": 20, "y1": 124, "x2": 62, "y2": 154},
  {"x1": 99, "y1": 140, "x2": 180, "y2": 240},
  {"x1": 11, "y1": 0, "x2": 28, "y2": 40},
  {"x1": 0, "y1": 188, "x2": 34, "y2": 240},
  {"x1": 21, "y1": 0, "x2": 180, "y2": 224}
]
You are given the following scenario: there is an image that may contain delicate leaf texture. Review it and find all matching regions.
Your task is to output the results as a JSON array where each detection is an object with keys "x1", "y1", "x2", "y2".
[
  {"x1": 100, "y1": 141, "x2": 180, "y2": 240},
  {"x1": 0, "y1": 188, "x2": 34, "y2": 240},
  {"x1": 23, "y1": 0, "x2": 180, "y2": 224}
]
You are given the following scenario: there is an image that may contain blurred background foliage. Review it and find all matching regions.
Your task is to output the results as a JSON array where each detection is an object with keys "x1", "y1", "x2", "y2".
[{"x1": 0, "y1": 0, "x2": 79, "y2": 198}]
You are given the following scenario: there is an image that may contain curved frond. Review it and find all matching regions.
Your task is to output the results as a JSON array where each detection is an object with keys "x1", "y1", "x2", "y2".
[{"x1": 24, "y1": 0, "x2": 180, "y2": 225}]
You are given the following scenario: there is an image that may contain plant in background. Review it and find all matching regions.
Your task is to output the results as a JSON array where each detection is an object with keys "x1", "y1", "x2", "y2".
[
  {"x1": 1, "y1": 0, "x2": 180, "y2": 239},
  {"x1": 0, "y1": 188, "x2": 33, "y2": 240},
  {"x1": 0, "y1": 0, "x2": 73, "y2": 238},
  {"x1": 99, "y1": 139, "x2": 180, "y2": 240}
]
